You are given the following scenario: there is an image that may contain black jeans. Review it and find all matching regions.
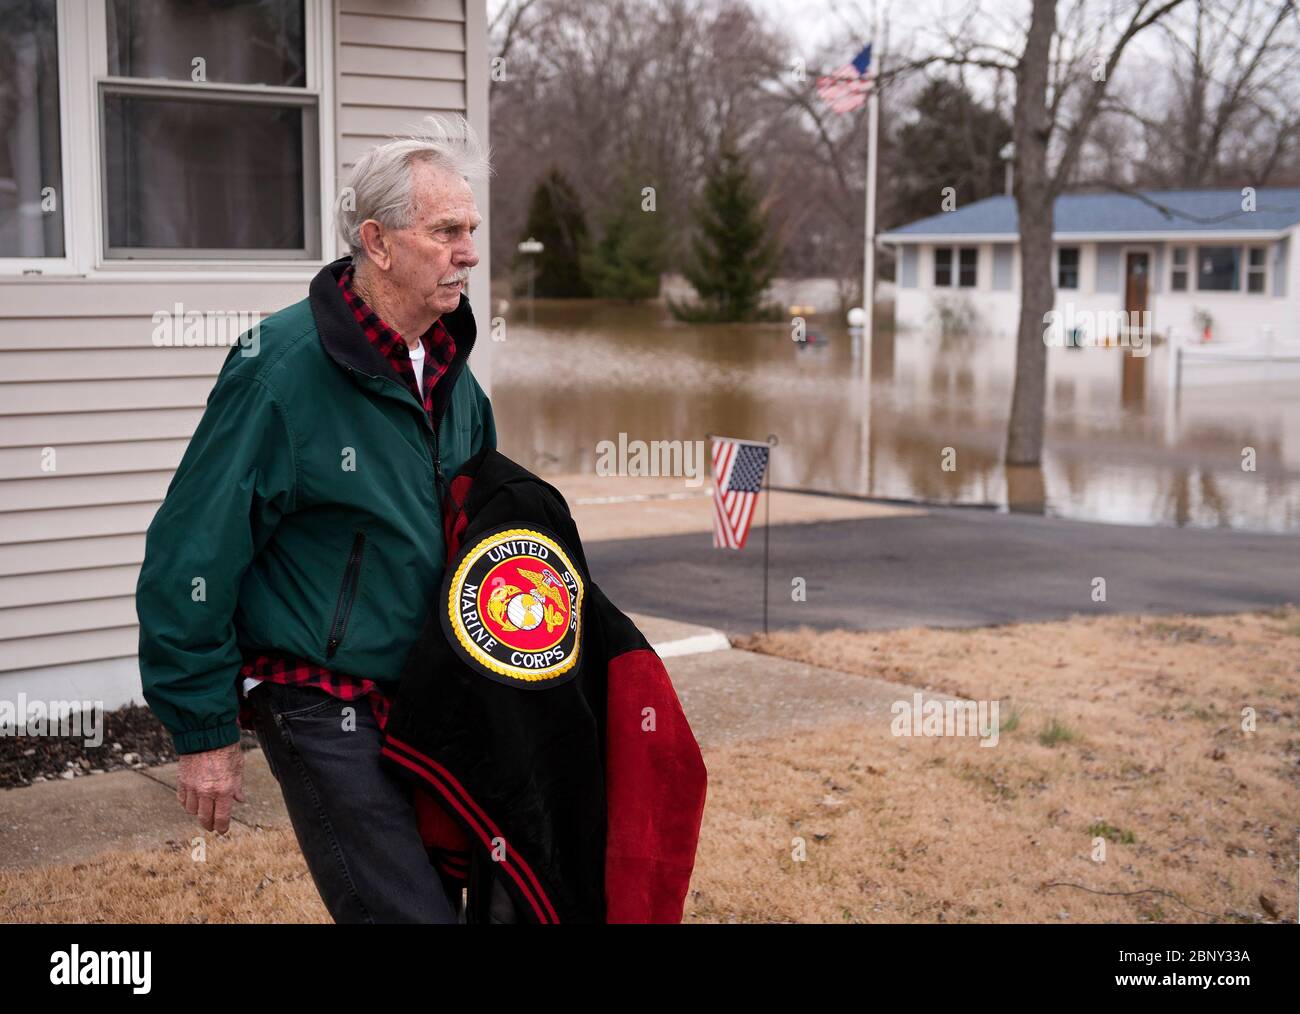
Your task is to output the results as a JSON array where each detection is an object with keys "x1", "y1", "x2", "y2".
[{"x1": 249, "y1": 680, "x2": 518, "y2": 924}]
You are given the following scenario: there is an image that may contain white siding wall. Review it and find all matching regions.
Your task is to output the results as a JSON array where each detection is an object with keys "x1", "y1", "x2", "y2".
[
  {"x1": 0, "y1": 277, "x2": 307, "y2": 696},
  {"x1": 0, "y1": 0, "x2": 489, "y2": 706}
]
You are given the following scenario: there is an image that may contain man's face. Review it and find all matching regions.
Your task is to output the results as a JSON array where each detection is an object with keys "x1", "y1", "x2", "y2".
[{"x1": 385, "y1": 161, "x2": 482, "y2": 319}]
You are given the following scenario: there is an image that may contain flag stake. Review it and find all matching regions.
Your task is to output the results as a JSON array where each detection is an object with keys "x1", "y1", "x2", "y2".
[
  {"x1": 707, "y1": 432, "x2": 778, "y2": 634},
  {"x1": 763, "y1": 447, "x2": 770, "y2": 635},
  {"x1": 763, "y1": 434, "x2": 777, "y2": 636}
]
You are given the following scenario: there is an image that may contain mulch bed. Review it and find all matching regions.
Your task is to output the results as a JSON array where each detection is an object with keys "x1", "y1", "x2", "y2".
[{"x1": 0, "y1": 704, "x2": 259, "y2": 790}]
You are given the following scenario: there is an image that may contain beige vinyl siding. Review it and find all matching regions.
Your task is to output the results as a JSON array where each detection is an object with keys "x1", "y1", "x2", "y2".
[
  {"x1": 0, "y1": 0, "x2": 486, "y2": 683},
  {"x1": 336, "y1": 0, "x2": 468, "y2": 196},
  {"x1": 0, "y1": 278, "x2": 308, "y2": 672}
]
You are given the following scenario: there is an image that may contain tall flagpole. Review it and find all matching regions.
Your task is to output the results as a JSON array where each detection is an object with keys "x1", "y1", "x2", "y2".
[{"x1": 862, "y1": 71, "x2": 879, "y2": 353}]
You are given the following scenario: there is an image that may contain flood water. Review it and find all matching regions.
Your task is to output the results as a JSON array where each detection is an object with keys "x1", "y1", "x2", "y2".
[{"x1": 493, "y1": 300, "x2": 1300, "y2": 533}]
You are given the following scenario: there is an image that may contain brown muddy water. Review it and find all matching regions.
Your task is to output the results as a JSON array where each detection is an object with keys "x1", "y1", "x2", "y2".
[{"x1": 492, "y1": 300, "x2": 1300, "y2": 532}]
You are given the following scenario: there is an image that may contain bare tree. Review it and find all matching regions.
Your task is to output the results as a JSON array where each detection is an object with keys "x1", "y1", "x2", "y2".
[
  {"x1": 1008, "y1": 0, "x2": 1192, "y2": 464},
  {"x1": 487, "y1": 0, "x2": 792, "y2": 273},
  {"x1": 916, "y1": 1, "x2": 1187, "y2": 465},
  {"x1": 1096, "y1": 0, "x2": 1300, "y2": 187}
]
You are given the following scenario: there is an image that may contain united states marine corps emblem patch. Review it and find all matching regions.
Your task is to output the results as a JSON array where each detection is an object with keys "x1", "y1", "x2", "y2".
[{"x1": 442, "y1": 525, "x2": 585, "y2": 688}]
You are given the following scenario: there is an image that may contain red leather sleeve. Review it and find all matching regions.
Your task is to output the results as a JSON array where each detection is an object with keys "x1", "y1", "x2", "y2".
[{"x1": 604, "y1": 648, "x2": 708, "y2": 923}]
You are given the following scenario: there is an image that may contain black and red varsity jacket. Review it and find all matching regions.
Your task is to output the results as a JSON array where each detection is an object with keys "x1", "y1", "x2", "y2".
[{"x1": 379, "y1": 447, "x2": 709, "y2": 923}]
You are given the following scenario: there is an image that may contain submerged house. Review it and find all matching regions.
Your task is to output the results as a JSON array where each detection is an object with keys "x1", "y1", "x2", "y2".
[
  {"x1": 0, "y1": 0, "x2": 492, "y2": 708},
  {"x1": 880, "y1": 188, "x2": 1300, "y2": 344}
]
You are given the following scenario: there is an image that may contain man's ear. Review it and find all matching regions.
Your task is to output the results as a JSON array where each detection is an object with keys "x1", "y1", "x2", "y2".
[{"x1": 359, "y1": 219, "x2": 391, "y2": 271}]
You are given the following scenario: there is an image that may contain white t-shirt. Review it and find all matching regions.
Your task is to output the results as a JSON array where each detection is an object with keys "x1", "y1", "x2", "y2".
[{"x1": 409, "y1": 339, "x2": 426, "y2": 395}]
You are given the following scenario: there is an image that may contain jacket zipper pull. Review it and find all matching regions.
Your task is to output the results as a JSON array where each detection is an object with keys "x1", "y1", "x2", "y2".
[{"x1": 429, "y1": 429, "x2": 447, "y2": 503}]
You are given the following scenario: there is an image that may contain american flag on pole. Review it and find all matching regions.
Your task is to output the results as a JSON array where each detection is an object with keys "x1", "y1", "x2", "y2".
[
  {"x1": 816, "y1": 43, "x2": 874, "y2": 114},
  {"x1": 711, "y1": 436, "x2": 770, "y2": 550}
]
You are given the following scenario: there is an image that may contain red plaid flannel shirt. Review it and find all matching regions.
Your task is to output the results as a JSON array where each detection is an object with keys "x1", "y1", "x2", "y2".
[{"x1": 235, "y1": 263, "x2": 457, "y2": 735}]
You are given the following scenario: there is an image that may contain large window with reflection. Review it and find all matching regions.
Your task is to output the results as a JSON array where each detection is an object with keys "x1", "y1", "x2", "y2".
[
  {"x1": 1195, "y1": 246, "x2": 1239, "y2": 292},
  {"x1": 101, "y1": 0, "x2": 318, "y2": 259},
  {"x1": 0, "y1": 0, "x2": 65, "y2": 258}
]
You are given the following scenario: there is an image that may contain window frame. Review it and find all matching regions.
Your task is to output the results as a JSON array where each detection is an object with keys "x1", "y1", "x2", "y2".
[
  {"x1": 0, "y1": 0, "x2": 336, "y2": 277},
  {"x1": 1169, "y1": 245, "x2": 1189, "y2": 292},
  {"x1": 1193, "y1": 244, "x2": 1241, "y2": 293},
  {"x1": 1179, "y1": 242, "x2": 1270, "y2": 296},
  {"x1": 935, "y1": 246, "x2": 956, "y2": 287},
  {"x1": 932, "y1": 245, "x2": 979, "y2": 288},
  {"x1": 1245, "y1": 244, "x2": 1268, "y2": 294},
  {"x1": 0, "y1": 0, "x2": 76, "y2": 274},
  {"x1": 97, "y1": 77, "x2": 322, "y2": 261},
  {"x1": 933, "y1": 246, "x2": 953, "y2": 288},
  {"x1": 1055, "y1": 246, "x2": 1080, "y2": 290},
  {"x1": 957, "y1": 246, "x2": 978, "y2": 288}
]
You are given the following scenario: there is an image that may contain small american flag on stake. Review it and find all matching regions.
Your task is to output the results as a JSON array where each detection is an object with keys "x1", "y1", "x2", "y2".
[
  {"x1": 816, "y1": 43, "x2": 874, "y2": 114},
  {"x1": 711, "y1": 435, "x2": 770, "y2": 550}
]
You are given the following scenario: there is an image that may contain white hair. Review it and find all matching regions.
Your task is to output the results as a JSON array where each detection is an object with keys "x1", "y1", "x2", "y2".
[{"x1": 336, "y1": 113, "x2": 492, "y2": 258}]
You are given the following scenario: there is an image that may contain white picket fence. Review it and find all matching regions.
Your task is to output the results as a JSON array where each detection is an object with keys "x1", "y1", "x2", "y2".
[{"x1": 1168, "y1": 325, "x2": 1300, "y2": 392}]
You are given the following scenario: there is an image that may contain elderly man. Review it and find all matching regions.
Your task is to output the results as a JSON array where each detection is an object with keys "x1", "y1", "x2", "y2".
[{"x1": 136, "y1": 115, "x2": 498, "y2": 923}]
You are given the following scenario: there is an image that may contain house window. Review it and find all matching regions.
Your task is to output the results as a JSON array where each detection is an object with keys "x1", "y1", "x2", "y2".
[
  {"x1": 1171, "y1": 246, "x2": 1189, "y2": 291},
  {"x1": 101, "y1": 0, "x2": 318, "y2": 259},
  {"x1": 0, "y1": 0, "x2": 65, "y2": 258},
  {"x1": 958, "y1": 247, "x2": 978, "y2": 287},
  {"x1": 1057, "y1": 247, "x2": 1079, "y2": 289},
  {"x1": 934, "y1": 247, "x2": 953, "y2": 287},
  {"x1": 933, "y1": 246, "x2": 977, "y2": 287},
  {"x1": 1246, "y1": 246, "x2": 1267, "y2": 293},
  {"x1": 1196, "y1": 246, "x2": 1239, "y2": 291}
]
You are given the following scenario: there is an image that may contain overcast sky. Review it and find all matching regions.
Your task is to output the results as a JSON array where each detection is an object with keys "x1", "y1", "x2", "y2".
[
  {"x1": 486, "y1": 1, "x2": 1177, "y2": 86},
  {"x1": 488, "y1": 0, "x2": 892, "y2": 60}
]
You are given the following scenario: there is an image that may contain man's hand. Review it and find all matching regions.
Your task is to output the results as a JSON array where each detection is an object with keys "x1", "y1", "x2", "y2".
[{"x1": 176, "y1": 742, "x2": 246, "y2": 835}]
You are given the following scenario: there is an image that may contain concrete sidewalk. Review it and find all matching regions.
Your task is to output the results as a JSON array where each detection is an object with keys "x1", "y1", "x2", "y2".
[
  {"x1": 547, "y1": 471, "x2": 923, "y2": 542},
  {"x1": 0, "y1": 612, "x2": 937, "y2": 872}
]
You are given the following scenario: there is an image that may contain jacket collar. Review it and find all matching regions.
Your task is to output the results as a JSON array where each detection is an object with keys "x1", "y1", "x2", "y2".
[{"x1": 309, "y1": 255, "x2": 479, "y2": 425}]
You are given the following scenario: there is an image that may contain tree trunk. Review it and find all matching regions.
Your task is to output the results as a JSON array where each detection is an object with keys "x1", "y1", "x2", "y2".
[{"x1": 1005, "y1": 0, "x2": 1057, "y2": 466}]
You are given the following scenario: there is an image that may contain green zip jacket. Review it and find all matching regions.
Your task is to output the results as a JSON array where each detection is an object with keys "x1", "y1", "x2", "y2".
[{"x1": 136, "y1": 257, "x2": 496, "y2": 754}]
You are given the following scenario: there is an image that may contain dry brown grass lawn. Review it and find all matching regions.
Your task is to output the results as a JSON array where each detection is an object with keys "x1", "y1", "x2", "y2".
[
  {"x1": 3, "y1": 607, "x2": 1296, "y2": 923},
  {"x1": 708, "y1": 608, "x2": 1299, "y2": 924},
  {"x1": 0, "y1": 828, "x2": 330, "y2": 923}
]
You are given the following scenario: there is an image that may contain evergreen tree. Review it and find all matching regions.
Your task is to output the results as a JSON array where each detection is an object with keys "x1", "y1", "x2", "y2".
[
  {"x1": 670, "y1": 145, "x2": 780, "y2": 322},
  {"x1": 888, "y1": 79, "x2": 1012, "y2": 230},
  {"x1": 580, "y1": 179, "x2": 667, "y2": 301},
  {"x1": 517, "y1": 169, "x2": 591, "y2": 297}
]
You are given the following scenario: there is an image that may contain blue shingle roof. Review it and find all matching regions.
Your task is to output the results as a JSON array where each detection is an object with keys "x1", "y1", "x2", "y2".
[{"x1": 885, "y1": 188, "x2": 1300, "y2": 237}]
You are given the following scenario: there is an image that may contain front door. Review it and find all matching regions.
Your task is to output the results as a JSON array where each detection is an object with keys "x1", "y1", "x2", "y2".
[
  {"x1": 1124, "y1": 251, "x2": 1150, "y2": 316},
  {"x1": 1121, "y1": 251, "x2": 1150, "y2": 408}
]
